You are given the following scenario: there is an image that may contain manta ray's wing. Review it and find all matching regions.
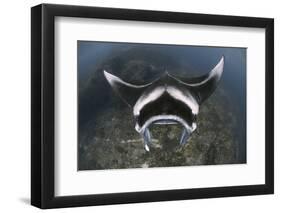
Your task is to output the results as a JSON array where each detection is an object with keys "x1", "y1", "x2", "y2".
[
  {"x1": 169, "y1": 56, "x2": 224, "y2": 104},
  {"x1": 104, "y1": 70, "x2": 153, "y2": 107}
]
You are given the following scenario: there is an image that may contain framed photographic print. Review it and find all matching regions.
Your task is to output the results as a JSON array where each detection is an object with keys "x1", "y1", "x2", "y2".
[{"x1": 31, "y1": 3, "x2": 274, "y2": 209}]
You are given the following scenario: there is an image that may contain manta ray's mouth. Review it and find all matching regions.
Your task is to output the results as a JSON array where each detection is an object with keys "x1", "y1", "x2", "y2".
[{"x1": 135, "y1": 115, "x2": 196, "y2": 151}]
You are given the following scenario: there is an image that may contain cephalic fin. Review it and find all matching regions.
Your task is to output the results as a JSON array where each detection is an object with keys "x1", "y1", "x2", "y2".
[
  {"x1": 141, "y1": 128, "x2": 152, "y2": 151},
  {"x1": 180, "y1": 128, "x2": 191, "y2": 145}
]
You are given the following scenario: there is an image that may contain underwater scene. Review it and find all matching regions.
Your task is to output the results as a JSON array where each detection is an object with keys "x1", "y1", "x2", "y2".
[{"x1": 78, "y1": 41, "x2": 246, "y2": 170}]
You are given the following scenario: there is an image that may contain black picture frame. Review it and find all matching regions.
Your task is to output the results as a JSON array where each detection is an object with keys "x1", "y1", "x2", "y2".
[{"x1": 31, "y1": 3, "x2": 274, "y2": 209}]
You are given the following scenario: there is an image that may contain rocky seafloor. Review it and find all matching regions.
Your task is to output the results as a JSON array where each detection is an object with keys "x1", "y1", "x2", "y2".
[{"x1": 78, "y1": 47, "x2": 245, "y2": 170}]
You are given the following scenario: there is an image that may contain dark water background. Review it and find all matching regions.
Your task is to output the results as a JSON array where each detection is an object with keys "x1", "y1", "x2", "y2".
[{"x1": 78, "y1": 41, "x2": 246, "y2": 170}]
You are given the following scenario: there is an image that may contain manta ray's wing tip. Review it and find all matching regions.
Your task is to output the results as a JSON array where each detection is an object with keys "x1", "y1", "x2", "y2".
[
  {"x1": 103, "y1": 70, "x2": 111, "y2": 79},
  {"x1": 214, "y1": 56, "x2": 224, "y2": 70},
  {"x1": 216, "y1": 56, "x2": 224, "y2": 71},
  {"x1": 219, "y1": 56, "x2": 224, "y2": 65},
  {"x1": 215, "y1": 56, "x2": 225, "y2": 76},
  {"x1": 103, "y1": 70, "x2": 118, "y2": 85}
]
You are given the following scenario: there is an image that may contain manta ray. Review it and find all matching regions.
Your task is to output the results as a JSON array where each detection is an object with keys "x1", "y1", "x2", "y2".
[{"x1": 104, "y1": 56, "x2": 224, "y2": 151}]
